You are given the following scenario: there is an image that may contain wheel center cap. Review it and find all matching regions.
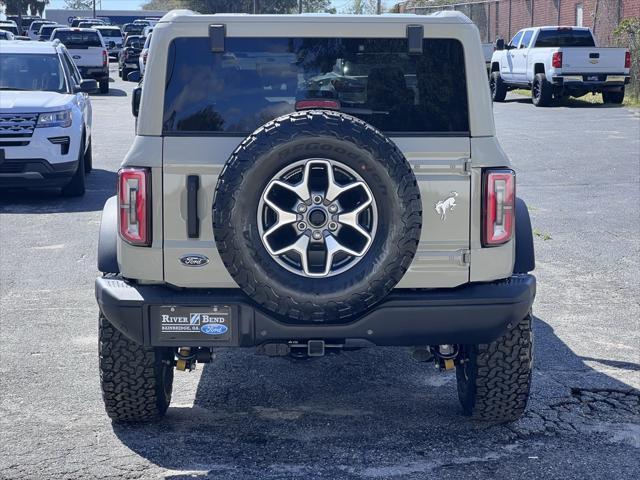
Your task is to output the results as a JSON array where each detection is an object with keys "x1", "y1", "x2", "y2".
[{"x1": 308, "y1": 208, "x2": 327, "y2": 227}]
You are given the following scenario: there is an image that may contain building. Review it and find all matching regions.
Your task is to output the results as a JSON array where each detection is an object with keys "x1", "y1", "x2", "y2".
[{"x1": 399, "y1": 0, "x2": 639, "y2": 46}]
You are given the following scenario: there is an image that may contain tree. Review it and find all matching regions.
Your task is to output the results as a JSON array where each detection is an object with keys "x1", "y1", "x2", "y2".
[
  {"x1": 0, "y1": 0, "x2": 30, "y2": 15},
  {"x1": 342, "y1": 0, "x2": 378, "y2": 14},
  {"x1": 63, "y1": 0, "x2": 93, "y2": 9},
  {"x1": 142, "y1": 0, "x2": 332, "y2": 14}
]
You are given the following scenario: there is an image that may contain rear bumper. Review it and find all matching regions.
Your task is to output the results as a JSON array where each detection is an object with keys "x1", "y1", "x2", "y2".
[
  {"x1": 78, "y1": 66, "x2": 109, "y2": 81},
  {"x1": 96, "y1": 274, "x2": 536, "y2": 348},
  {"x1": 551, "y1": 74, "x2": 630, "y2": 89}
]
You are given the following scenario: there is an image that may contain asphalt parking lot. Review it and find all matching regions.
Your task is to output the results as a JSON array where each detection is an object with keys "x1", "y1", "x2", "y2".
[{"x1": 0, "y1": 66, "x2": 639, "y2": 479}]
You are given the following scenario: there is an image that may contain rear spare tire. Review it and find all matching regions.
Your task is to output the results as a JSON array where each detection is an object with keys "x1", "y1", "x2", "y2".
[{"x1": 213, "y1": 110, "x2": 421, "y2": 323}]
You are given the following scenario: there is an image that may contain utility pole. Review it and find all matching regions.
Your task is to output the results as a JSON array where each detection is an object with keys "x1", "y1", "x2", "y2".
[
  {"x1": 93, "y1": 0, "x2": 96, "y2": 19},
  {"x1": 299, "y1": 0, "x2": 303, "y2": 14},
  {"x1": 377, "y1": 0, "x2": 382, "y2": 15}
]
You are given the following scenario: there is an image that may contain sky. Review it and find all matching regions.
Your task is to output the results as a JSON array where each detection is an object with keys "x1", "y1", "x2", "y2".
[{"x1": 46, "y1": 1, "x2": 396, "y2": 12}]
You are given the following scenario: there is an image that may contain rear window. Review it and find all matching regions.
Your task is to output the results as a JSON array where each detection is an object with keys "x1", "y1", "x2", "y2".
[
  {"x1": 39, "y1": 25, "x2": 59, "y2": 35},
  {"x1": 125, "y1": 36, "x2": 143, "y2": 48},
  {"x1": 163, "y1": 37, "x2": 469, "y2": 136},
  {"x1": 124, "y1": 24, "x2": 145, "y2": 34},
  {"x1": 0, "y1": 25, "x2": 19, "y2": 35},
  {"x1": 535, "y1": 29, "x2": 595, "y2": 47},
  {"x1": 97, "y1": 28, "x2": 122, "y2": 37},
  {"x1": 52, "y1": 30, "x2": 102, "y2": 48}
]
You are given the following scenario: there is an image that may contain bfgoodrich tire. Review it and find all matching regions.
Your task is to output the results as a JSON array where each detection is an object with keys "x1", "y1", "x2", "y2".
[
  {"x1": 99, "y1": 313, "x2": 174, "y2": 423},
  {"x1": 213, "y1": 110, "x2": 422, "y2": 323},
  {"x1": 456, "y1": 312, "x2": 533, "y2": 422},
  {"x1": 602, "y1": 88, "x2": 625, "y2": 104}
]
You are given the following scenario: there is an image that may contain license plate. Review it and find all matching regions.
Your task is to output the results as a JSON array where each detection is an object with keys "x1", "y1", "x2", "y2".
[
  {"x1": 587, "y1": 75, "x2": 599, "y2": 81},
  {"x1": 157, "y1": 305, "x2": 232, "y2": 340}
]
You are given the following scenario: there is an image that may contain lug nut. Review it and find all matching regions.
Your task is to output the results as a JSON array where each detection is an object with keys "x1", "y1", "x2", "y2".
[
  {"x1": 328, "y1": 222, "x2": 338, "y2": 231},
  {"x1": 313, "y1": 195, "x2": 323, "y2": 204},
  {"x1": 328, "y1": 204, "x2": 338, "y2": 213},
  {"x1": 297, "y1": 222, "x2": 307, "y2": 231},
  {"x1": 312, "y1": 230, "x2": 322, "y2": 240},
  {"x1": 297, "y1": 204, "x2": 307, "y2": 213}
]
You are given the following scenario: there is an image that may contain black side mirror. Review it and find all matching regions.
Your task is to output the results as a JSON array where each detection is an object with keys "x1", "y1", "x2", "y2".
[
  {"x1": 132, "y1": 85, "x2": 142, "y2": 117},
  {"x1": 127, "y1": 70, "x2": 141, "y2": 83},
  {"x1": 108, "y1": 40, "x2": 116, "y2": 49},
  {"x1": 495, "y1": 38, "x2": 505, "y2": 51},
  {"x1": 76, "y1": 79, "x2": 98, "y2": 93}
]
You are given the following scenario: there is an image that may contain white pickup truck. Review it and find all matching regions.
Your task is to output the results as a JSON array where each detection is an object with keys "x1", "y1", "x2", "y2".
[
  {"x1": 51, "y1": 28, "x2": 110, "y2": 94},
  {"x1": 490, "y1": 26, "x2": 630, "y2": 106}
]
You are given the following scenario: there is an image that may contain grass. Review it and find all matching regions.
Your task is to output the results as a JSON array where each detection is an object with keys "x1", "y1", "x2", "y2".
[
  {"x1": 510, "y1": 88, "x2": 640, "y2": 107},
  {"x1": 533, "y1": 228, "x2": 552, "y2": 241}
]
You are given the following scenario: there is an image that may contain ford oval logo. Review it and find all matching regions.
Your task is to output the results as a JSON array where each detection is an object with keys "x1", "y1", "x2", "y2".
[
  {"x1": 201, "y1": 324, "x2": 228, "y2": 335},
  {"x1": 179, "y1": 254, "x2": 209, "y2": 267}
]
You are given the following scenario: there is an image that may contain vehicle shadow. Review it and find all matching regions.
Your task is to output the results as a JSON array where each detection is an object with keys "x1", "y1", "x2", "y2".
[
  {"x1": 111, "y1": 316, "x2": 639, "y2": 478},
  {"x1": 504, "y1": 93, "x2": 625, "y2": 108},
  {"x1": 93, "y1": 88, "x2": 127, "y2": 97},
  {"x1": 0, "y1": 168, "x2": 116, "y2": 214}
]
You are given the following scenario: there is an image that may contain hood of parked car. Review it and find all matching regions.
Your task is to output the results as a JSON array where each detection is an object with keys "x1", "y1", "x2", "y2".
[{"x1": 0, "y1": 91, "x2": 74, "y2": 112}]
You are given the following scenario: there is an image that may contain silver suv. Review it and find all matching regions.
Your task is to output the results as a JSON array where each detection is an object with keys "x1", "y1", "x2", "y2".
[{"x1": 96, "y1": 11, "x2": 536, "y2": 423}]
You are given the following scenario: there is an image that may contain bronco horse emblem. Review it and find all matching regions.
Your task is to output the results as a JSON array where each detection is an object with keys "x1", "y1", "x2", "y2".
[{"x1": 434, "y1": 192, "x2": 458, "y2": 221}]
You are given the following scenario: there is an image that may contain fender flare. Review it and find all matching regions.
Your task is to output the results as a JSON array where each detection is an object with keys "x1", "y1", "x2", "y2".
[
  {"x1": 97, "y1": 196, "x2": 119, "y2": 274},
  {"x1": 514, "y1": 197, "x2": 535, "y2": 274}
]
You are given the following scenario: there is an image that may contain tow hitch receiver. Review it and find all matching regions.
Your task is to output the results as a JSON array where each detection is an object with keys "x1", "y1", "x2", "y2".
[{"x1": 307, "y1": 340, "x2": 325, "y2": 357}]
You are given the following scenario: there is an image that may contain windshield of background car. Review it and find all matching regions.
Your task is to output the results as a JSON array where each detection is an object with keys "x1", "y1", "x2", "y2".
[
  {"x1": 163, "y1": 37, "x2": 469, "y2": 135},
  {"x1": 124, "y1": 24, "x2": 145, "y2": 35},
  {"x1": 0, "y1": 25, "x2": 19, "y2": 35},
  {"x1": 534, "y1": 29, "x2": 596, "y2": 47},
  {"x1": 97, "y1": 28, "x2": 122, "y2": 37},
  {"x1": 0, "y1": 53, "x2": 66, "y2": 93},
  {"x1": 125, "y1": 36, "x2": 143, "y2": 49},
  {"x1": 39, "y1": 25, "x2": 60, "y2": 37},
  {"x1": 52, "y1": 30, "x2": 102, "y2": 48}
]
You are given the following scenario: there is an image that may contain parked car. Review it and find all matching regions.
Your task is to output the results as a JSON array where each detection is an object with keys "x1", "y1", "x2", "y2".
[
  {"x1": 37, "y1": 24, "x2": 64, "y2": 41},
  {"x1": 70, "y1": 17, "x2": 105, "y2": 28},
  {"x1": 27, "y1": 20, "x2": 55, "y2": 41},
  {"x1": 102, "y1": 11, "x2": 536, "y2": 424},
  {"x1": 78, "y1": 21, "x2": 105, "y2": 29},
  {"x1": 490, "y1": 26, "x2": 631, "y2": 106},
  {"x1": 123, "y1": 22, "x2": 145, "y2": 36},
  {"x1": 6, "y1": 15, "x2": 40, "y2": 35},
  {"x1": 0, "y1": 30, "x2": 15, "y2": 41},
  {"x1": 51, "y1": 28, "x2": 110, "y2": 94},
  {"x1": 118, "y1": 34, "x2": 143, "y2": 79},
  {"x1": 0, "y1": 21, "x2": 19, "y2": 36},
  {"x1": 0, "y1": 40, "x2": 95, "y2": 196},
  {"x1": 94, "y1": 25, "x2": 123, "y2": 59},
  {"x1": 138, "y1": 32, "x2": 152, "y2": 77}
]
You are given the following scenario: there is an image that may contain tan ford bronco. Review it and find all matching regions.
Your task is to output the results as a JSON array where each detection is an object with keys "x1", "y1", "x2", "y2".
[{"x1": 96, "y1": 10, "x2": 536, "y2": 423}]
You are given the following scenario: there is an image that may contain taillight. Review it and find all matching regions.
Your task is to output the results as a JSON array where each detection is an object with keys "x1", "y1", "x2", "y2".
[
  {"x1": 552, "y1": 51, "x2": 562, "y2": 69},
  {"x1": 482, "y1": 169, "x2": 515, "y2": 246},
  {"x1": 118, "y1": 168, "x2": 151, "y2": 246},
  {"x1": 102, "y1": 49, "x2": 108, "y2": 67},
  {"x1": 625, "y1": 51, "x2": 631, "y2": 69}
]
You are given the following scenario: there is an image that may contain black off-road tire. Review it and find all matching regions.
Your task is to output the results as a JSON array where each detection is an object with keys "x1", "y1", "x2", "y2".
[
  {"x1": 531, "y1": 73, "x2": 553, "y2": 107},
  {"x1": 99, "y1": 79, "x2": 109, "y2": 94},
  {"x1": 99, "y1": 313, "x2": 175, "y2": 423},
  {"x1": 84, "y1": 138, "x2": 93, "y2": 173},
  {"x1": 456, "y1": 312, "x2": 533, "y2": 422},
  {"x1": 490, "y1": 71, "x2": 508, "y2": 102},
  {"x1": 213, "y1": 110, "x2": 422, "y2": 323},
  {"x1": 602, "y1": 88, "x2": 625, "y2": 104},
  {"x1": 61, "y1": 138, "x2": 86, "y2": 197}
]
